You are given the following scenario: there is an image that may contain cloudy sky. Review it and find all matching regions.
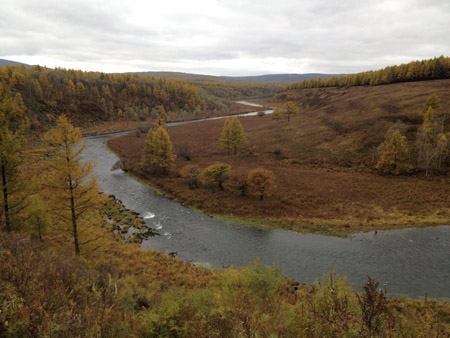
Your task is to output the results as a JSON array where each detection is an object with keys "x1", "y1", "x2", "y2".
[{"x1": 1, "y1": 0, "x2": 449, "y2": 76}]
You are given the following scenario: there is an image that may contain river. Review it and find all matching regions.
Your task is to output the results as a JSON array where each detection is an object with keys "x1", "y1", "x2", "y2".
[{"x1": 83, "y1": 101, "x2": 450, "y2": 299}]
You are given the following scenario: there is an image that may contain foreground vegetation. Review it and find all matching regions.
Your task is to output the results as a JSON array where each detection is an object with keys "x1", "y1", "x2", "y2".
[
  {"x1": 2, "y1": 230, "x2": 450, "y2": 337},
  {"x1": 110, "y1": 80, "x2": 450, "y2": 235}
]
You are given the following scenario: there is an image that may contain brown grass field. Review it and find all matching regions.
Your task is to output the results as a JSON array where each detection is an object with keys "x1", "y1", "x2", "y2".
[{"x1": 109, "y1": 79, "x2": 450, "y2": 235}]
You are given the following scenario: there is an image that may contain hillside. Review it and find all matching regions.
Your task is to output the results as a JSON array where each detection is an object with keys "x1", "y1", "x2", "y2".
[
  {"x1": 109, "y1": 79, "x2": 450, "y2": 235},
  {"x1": 0, "y1": 65, "x2": 272, "y2": 134}
]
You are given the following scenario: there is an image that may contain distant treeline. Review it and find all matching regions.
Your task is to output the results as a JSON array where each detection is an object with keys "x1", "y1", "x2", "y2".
[
  {"x1": 0, "y1": 65, "x2": 227, "y2": 129},
  {"x1": 288, "y1": 56, "x2": 450, "y2": 89},
  {"x1": 194, "y1": 80, "x2": 281, "y2": 101}
]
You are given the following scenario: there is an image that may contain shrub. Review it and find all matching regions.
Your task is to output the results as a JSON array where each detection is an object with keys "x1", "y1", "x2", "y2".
[
  {"x1": 201, "y1": 163, "x2": 231, "y2": 191},
  {"x1": 180, "y1": 164, "x2": 201, "y2": 189}
]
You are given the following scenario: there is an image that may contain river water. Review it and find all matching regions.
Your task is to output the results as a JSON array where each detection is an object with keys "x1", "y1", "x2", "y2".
[{"x1": 83, "y1": 102, "x2": 450, "y2": 299}]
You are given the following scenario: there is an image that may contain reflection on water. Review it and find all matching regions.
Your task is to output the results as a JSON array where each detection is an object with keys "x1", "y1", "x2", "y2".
[{"x1": 84, "y1": 122, "x2": 450, "y2": 299}]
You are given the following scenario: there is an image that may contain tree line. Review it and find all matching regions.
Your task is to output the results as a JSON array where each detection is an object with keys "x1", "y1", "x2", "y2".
[{"x1": 288, "y1": 56, "x2": 450, "y2": 90}]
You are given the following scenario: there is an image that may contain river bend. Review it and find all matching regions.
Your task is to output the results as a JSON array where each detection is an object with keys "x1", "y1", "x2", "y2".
[{"x1": 83, "y1": 103, "x2": 450, "y2": 298}]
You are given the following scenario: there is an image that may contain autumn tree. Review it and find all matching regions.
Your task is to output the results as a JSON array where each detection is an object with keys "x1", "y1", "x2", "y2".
[
  {"x1": 422, "y1": 93, "x2": 440, "y2": 113},
  {"x1": 151, "y1": 105, "x2": 169, "y2": 125},
  {"x1": 220, "y1": 117, "x2": 248, "y2": 155},
  {"x1": 416, "y1": 94, "x2": 449, "y2": 175},
  {"x1": 25, "y1": 195, "x2": 50, "y2": 242},
  {"x1": 0, "y1": 92, "x2": 28, "y2": 231},
  {"x1": 247, "y1": 168, "x2": 276, "y2": 200},
  {"x1": 273, "y1": 101, "x2": 298, "y2": 122},
  {"x1": 436, "y1": 133, "x2": 449, "y2": 169},
  {"x1": 180, "y1": 164, "x2": 201, "y2": 189},
  {"x1": 376, "y1": 129, "x2": 412, "y2": 175},
  {"x1": 202, "y1": 163, "x2": 231, "y2": 191},
  {"x1": 44, "y1": 115, "x2": 102, "y2": 255},
  {"x1": 141, "y1": 126, "x2": 175, "y2": 175}
]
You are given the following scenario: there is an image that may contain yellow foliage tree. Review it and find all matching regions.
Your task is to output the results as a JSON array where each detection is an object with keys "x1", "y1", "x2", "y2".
[
  {"x1": 273, "y1": 101, "x2": 298, "y2": 122},
  {"x1": 220, "y1": 117, "x2": 248, "y2": 155},
  {"x1": 416, "y1": 95, "x2": 448, "y2": 176},
  {"x1": 376, "y1": 129, "x2": 412, "y2": 175},
  {"x1": 141, "y1": 126, "x2": 175, "y2": 175},
  {"x1": 0, "y1": 92, "x2": 28, "y2": 231},
  {"x1": 202, "y1": 163, "x2": 231, "y2": 191},
  {"x1": 247, "y1": 168, "x2": 276, "y2": 200},
  {"x1": 44, "y1": 115, "x2": 102, "y2": 255}
]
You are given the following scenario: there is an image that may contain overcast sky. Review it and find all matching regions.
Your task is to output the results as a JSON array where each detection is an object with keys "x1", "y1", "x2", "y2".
[{"x1": 1, "y1": 0, "x2": 449, "y2": 76}]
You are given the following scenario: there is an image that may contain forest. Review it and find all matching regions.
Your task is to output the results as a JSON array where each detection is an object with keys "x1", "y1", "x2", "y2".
[{"x1": 288, "y1": 56, "x2": 450, "y2": 89}]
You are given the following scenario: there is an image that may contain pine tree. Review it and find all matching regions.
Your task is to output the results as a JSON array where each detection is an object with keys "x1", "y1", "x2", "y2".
[
  {"x1": 376, "y1": 129, "x2": 412, "y2": 175},
  {"x1": 0, "y1": 92, "x2": 28, "y2": 231},
  {"x1": 220, "y1": 117, "x2": 248, "y2": 155},
  {"x1": 44, "y1": 115, "x2": 102, "y2": 255},
  {"x1": 141, "y1": 126, "x2": 175, "y2": 175},
  {"x1": 247, "y1": 168, "x2": 276, "y2": 200}
]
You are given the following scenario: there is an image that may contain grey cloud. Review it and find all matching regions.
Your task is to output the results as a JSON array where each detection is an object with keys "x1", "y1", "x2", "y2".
[{"x1": 1, "y1": 0, "x2": 449, "y2": 75}]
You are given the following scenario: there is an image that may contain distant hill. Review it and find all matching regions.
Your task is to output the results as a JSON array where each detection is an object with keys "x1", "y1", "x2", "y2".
[
  {"x1": 0, "y1": 58, "x2": 31, "y2": 67},
  {"x1": 131, "y1": 71, "x2": 345, "y2": 83},
  {"x1": 227, "y1": 73, "x2": 346, "y2": 83}
]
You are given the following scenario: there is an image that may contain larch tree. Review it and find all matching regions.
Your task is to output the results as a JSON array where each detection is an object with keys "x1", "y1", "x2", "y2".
[
  {"x1": 273, "y1": 101, "x2": 298, "y2": 122},
  {"x1": 44, "y1": 115, "x2": 102, "y2": 255},
  {"x1": 220, "y1": 119, "x2": 233, "y2": 155},
  {"x1": 422, "y1": 93, "x2": 440, "y2": 114},
  {"x1": 376, "y1": 129, "x2": 412, "y2": 175},
  {"x1": 0, "y1": 91, "x2": 28, "y2": 231},
  {"x1": 436, "y1": 133, "x2": 449, "y2": 169},
  {"x1": 220, "y1": 117, "x2": 248, "y2": 155},
  {"x1": 416, "y1": 95, "x2": 449, "y2": 175},
  {"x1": 141, "y1": 126, "x2": 175, "y2": 175},
  {"x1": 151, "y1": 105, "x2": 169, "y2": 126},
  {"x1": 247, "y1": 168, "x2": 276, "y2": 200},
  {"x1": 25, "y1": 195, "x2": 50, "y2": 242}
]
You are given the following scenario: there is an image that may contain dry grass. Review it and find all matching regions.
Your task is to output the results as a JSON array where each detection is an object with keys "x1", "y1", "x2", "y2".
[{"x1": 109, "y1": 80, "x2": 450, "y2": 235}]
